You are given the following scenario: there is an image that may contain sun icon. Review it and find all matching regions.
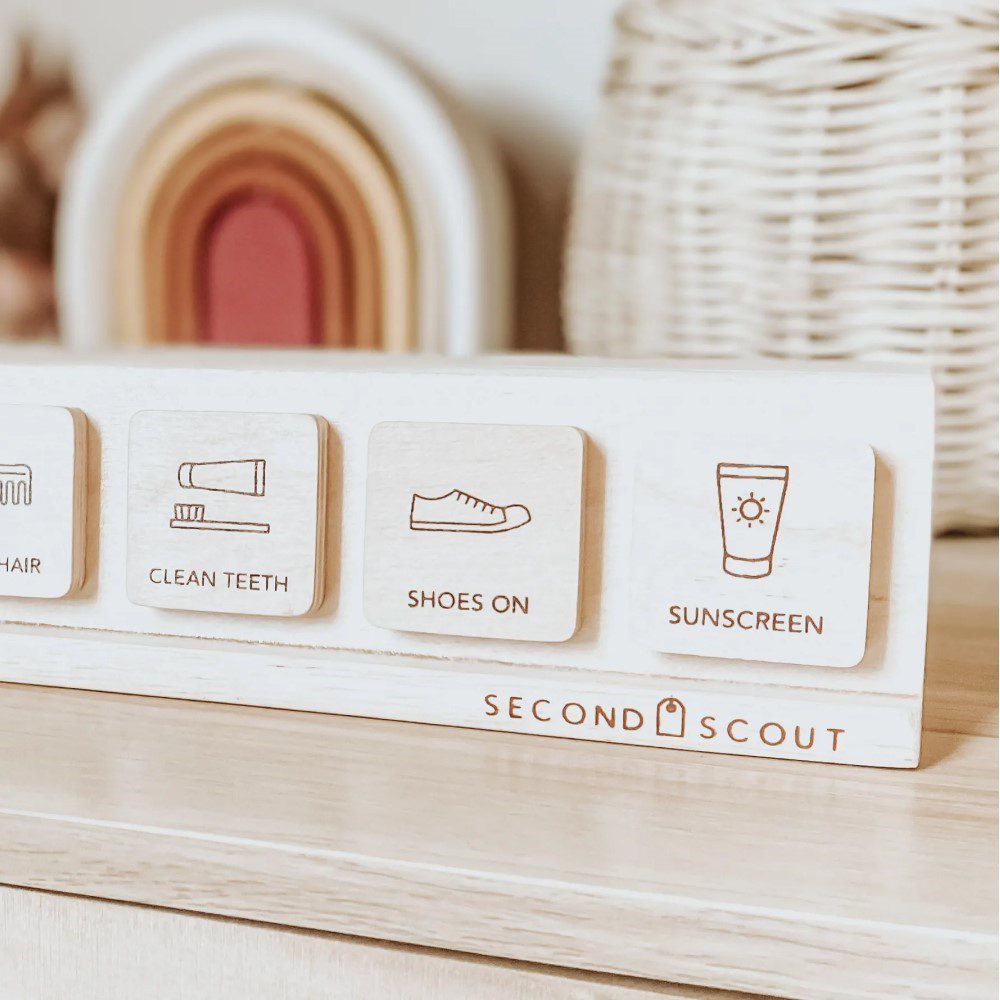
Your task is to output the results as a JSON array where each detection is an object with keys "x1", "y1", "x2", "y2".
[{"x1": 732, "y1": 491, "x2": 770, "y2": 527}]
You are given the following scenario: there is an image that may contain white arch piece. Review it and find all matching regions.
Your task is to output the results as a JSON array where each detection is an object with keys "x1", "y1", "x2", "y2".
[{"x1": 57, "y1": 10, "x2": 511, "y2": 354}]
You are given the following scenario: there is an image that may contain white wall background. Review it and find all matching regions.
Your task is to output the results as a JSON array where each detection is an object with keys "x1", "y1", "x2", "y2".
[{"x1": 2, "y1": 0, "x2": 620, "y2": 349}]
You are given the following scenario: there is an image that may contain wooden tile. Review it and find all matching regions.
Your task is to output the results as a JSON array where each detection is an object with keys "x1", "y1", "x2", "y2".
[
  {"x1": 632, "y1": 437, "x2": 874, "y2": 667},
  {"x1": 126, "y1": 410, "x2": 327, "y2": 616},
  {"x1": 364, "y1": 422, "x2": 585, "y2": 641},
  {"x1": 0, "y1": 405, "x2": 87, "y2": 598}
]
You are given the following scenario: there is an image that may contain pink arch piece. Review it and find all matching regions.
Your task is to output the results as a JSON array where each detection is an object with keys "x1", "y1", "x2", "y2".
[{"x1": 199, "y1": 191, "x2": 319, "y2": 346}]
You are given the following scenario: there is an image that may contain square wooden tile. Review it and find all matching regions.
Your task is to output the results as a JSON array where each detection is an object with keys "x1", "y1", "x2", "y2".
[
  {"x1": 0, "y1": 405, "x2": 87, "y2": 598},
  {"x1": 364, "y1": 422, "x2": 586, "y2": 641},
  {"x1": 632, "y1": 436, "x2": 875, "y2": 667},
  {"x1": 127, "y1": 410, "x2": 326, "y2": 616}
]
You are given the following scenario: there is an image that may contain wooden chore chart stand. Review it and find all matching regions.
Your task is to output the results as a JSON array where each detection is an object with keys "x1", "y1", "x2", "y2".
[{"x1": 0, "y1": 351, "x2": 935, "y2": 767}]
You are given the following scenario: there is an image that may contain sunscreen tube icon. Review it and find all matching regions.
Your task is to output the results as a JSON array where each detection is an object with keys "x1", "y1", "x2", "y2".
[
  {"x1": 178, "y1": 459, "x2": 266, "y2": 496},
  {"x1": 717, "y1": 463, "x2": 789, "y2": 579}
]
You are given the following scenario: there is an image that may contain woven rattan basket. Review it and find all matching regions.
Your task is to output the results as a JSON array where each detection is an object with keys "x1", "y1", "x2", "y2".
[{"x1": 565, "y1": 0, "x2": 998, "y2": 531}]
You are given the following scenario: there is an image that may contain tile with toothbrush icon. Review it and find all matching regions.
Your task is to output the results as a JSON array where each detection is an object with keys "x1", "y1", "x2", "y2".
[{"x1": 126, "y1": 410, "x2": 327, "y2": 617}]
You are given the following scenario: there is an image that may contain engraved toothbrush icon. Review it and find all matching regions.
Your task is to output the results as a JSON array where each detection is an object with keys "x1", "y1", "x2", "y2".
[{"x1": 170, "y1": 502, "x2": 270, "y2": 534}]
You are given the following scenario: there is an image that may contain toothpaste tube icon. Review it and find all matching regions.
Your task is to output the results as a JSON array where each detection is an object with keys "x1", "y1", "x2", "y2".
[
  {"x1": 178, "y1": 458, "x2": 265, "y2": 496},
  {"x1": 716, "y1": 463, "x2": 789, "y2": 579}
]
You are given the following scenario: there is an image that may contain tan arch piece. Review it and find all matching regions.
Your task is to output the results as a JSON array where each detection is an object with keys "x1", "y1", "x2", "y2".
[
  {"x1": 153, "y1": 152, "x2": 353, "y2": 346},
  {"x1": 116, "y1": 83, "x2": 414, "y2": 350},
  {"x1": 140, "y1": 120, "x2": 376, "y2": 347}
]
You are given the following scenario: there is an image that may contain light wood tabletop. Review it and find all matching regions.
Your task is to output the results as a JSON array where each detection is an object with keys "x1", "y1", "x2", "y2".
[{"x1": 0, "y1": 537, "x2": 996, "y2": 1000}]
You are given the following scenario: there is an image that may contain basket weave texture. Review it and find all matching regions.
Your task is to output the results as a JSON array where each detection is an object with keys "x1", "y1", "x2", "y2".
[{"x1": 565, "y1": 0, "x2": 999, "y2": 531}]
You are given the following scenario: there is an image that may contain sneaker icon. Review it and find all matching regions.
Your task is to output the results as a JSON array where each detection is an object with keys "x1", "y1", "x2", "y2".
[{"x1": 409, "y1": 489, "x2": 532, "y2": 534}]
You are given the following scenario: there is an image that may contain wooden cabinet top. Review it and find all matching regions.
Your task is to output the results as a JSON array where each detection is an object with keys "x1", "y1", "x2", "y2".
[{"x1": 0, "y1": 537, "x2": 995, "y2": 999}]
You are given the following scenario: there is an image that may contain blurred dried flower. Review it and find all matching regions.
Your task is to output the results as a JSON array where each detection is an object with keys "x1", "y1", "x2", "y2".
[{"x1": 0, "y1": 33, "x2": 83, "y2": 338}]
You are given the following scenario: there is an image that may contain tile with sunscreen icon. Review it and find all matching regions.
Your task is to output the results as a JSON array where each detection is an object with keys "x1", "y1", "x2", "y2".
[
  {"x1": 0, "y1": 405, "x2": 87, "y2": 598},
  {"x1": 127, "y1": 410, "x2": 327, "y2": 616},
  {"x1": 364, "y1": 421, "x2": 586, "y2": 641},
  {"x1": 632, "y1": 436, "x2": 875, "y2": 667}
]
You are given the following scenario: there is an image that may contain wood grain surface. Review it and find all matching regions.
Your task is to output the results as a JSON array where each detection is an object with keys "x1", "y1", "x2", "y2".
[
  {"x1": 0, "y1": 537, "x2": 995, "y2": 1000},
  {"x1": 0, "y1": 886, "x2": 751, "y2": 1000}
]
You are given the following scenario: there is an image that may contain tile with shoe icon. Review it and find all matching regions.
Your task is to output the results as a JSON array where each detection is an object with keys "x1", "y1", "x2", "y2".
[
  {"x1": 126, "y1": 410, "x2": 327, "y2": 617},
  {"x1": 364, "y1": 421, "x2": 586, "y2": 641},
  {"x1": 632, "y1": 435, "x2": 875, "y2": 667},
  {"x1": 0, "y1": 405, "x2": 87, "y2": 598}
]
